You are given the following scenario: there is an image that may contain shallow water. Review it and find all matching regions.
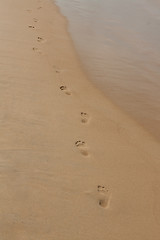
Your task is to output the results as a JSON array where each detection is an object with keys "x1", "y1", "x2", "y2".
[{"x1": 55, "y1": 0, "x2": 160, "y2": 141}]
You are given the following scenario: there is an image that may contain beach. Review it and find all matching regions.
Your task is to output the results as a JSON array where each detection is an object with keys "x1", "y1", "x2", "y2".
[
  {"x1": 0, "y1": 0, "x2": 160, "y2": 239},
  {"x1": 56, "y1": 0, "x2": 160, "y2": 141}
]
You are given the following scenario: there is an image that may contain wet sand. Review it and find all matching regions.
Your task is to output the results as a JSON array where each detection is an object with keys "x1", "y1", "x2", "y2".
[
  {"x1": 0, "y1": 0, "x2": 160, "y2": 239},
  {"x1": 56, "y1": 0, "x2": 160, "y2": 141}
]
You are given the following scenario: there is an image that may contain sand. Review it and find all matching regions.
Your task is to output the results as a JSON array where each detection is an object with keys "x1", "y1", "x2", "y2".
[
  {"x1": 0, "y1": 0, "x2": 160, "y2": 239},
  {"x1": 56, "y1": 0, "x2": 160, "y2": 142}
]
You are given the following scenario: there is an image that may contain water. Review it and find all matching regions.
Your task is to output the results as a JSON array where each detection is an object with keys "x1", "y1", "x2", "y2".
[{"x1": 55, "y1": 0, "x2": 160, "y2": 141}]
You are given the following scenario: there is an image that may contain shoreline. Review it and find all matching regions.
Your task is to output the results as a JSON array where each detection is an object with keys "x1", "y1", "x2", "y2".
[
  {"x1": 0, "y1": 0, "x2": 160, "y2": 239},
  {"x1": 55, "y1": 0, "x2": 160, "y2": 142},
  {"x1": 55, "y1": 0, "x2": 159, "y2": 144}
]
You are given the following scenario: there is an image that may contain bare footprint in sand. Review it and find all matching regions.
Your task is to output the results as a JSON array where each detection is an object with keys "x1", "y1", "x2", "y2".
[
  {"x1": 60, "y1": 86, "x2": 71, "y2": 95},
  {"x1": 52, "y1": 65, "x2": 61, "y2": 74},
  {"x1": 28, "y1": 25, "x2": 35, "y2": 29},
  {"x1": 32, "y1": 47, "x2": 41, "y2": 54},
  {"x1": 97, "y1": 185, "x2": 111, "y2": 209},
  {"x1": 75, "y1": 140, "x2": 89, "y2": 156},
  {"x1": 37, "y1": 37, "x2": 46, "y2": 43},
  {"x1": 33, "y1": 18, "x2": 38, "y2": 23},
  {"x1": 26, "y1": 9, "x2": 32, "y2": 13},
  {"x1": 81, "y1": 112, "x2": 90, "y2": 124},
  {"x1": 55, "y1": 69, "x2": 60, "y2": 74},
  {"x1": 97, "y1": 185, "x2": 106, "y2": 193}
]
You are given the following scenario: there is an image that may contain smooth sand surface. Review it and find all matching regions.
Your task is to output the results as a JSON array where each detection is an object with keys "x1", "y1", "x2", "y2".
[{"x1": 0, "y1": 0, "x2": 160, "y2": 239}]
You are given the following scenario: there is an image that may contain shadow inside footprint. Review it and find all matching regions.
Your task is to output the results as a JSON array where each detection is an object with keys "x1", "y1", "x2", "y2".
[
  {"x1": 28, "y1": 25, "x2": 35, "y2": 29},
  {"x1": 33, "y1": 18, "x2": 38, "y2": 23},
  {"x1": 37, "y1": 37, "x2": 46, "y2": 43},
  {"x1": 99, "y1": 199, "x2": 109, "y2": 208},
  {"x1": 52, "y1": 65, "x2": 61, "y2": 74},
  {"x1": 80, "y1": 149, "x2": 89, "y2": 156},
  {"x1": 60, "y1": 86, "x2": 71, "y2": 95},
  {"x1": 32, "y1": 47, "x2": 41, "y2": 54},
  {"x1": 75, "y1": 140, "x2": 85, "y2": 147},
  {"x1": 97, "y1": 185, "x2": 106, "y2": 193}
]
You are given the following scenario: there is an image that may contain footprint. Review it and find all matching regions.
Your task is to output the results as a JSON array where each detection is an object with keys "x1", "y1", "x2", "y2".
[
  {"x1": 75, "y1": 140, "x2": 85, "y2": 147},
  {"x1": 28, "y1": 25, "x2": 35, "y2": 29},
  {"x1": 97, "y1": 185, "x2": 106, "y2": 193},
  {"x1": 26, "y1": 9, "x2": 32, "y2": 13},
  {"x1": 60, "y1": 86, "x2": 71, "y2": 96},
  {"x1": 33, "y1": 18, "x2": 38, "y2": 23},
  {"x1": 55, "y1": 70, "x2": 60, "y2": 73},
  {"x1": 55, "y1": 68, "x2": 60, "y2": 74},
  {"x1": 32, "y1": 47, "x2": 41, "y2": 54},
  {"x1": 97, "y1": 185, "x2": 111, "y2": 209},
  {"x1": 37, "y1": 6, "x2": 42, "y2": 9},
  {"x1": 52, "y1": 65, "x2": 61, "y2": 74},
  {"x1": 81, "y1": 112, "x2": 90, "y2": 123},
  {"x1": 75, "y1": 140, "x2": 89, "y2": 156},
  {"x1": 37, "y1": 37, "x2": 46, "y2": 43}
]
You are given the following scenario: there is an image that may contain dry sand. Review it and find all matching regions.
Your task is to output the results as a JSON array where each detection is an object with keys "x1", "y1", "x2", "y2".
[{"x1": 0, "y1": 0, "x2": 160, "y2": 239}]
